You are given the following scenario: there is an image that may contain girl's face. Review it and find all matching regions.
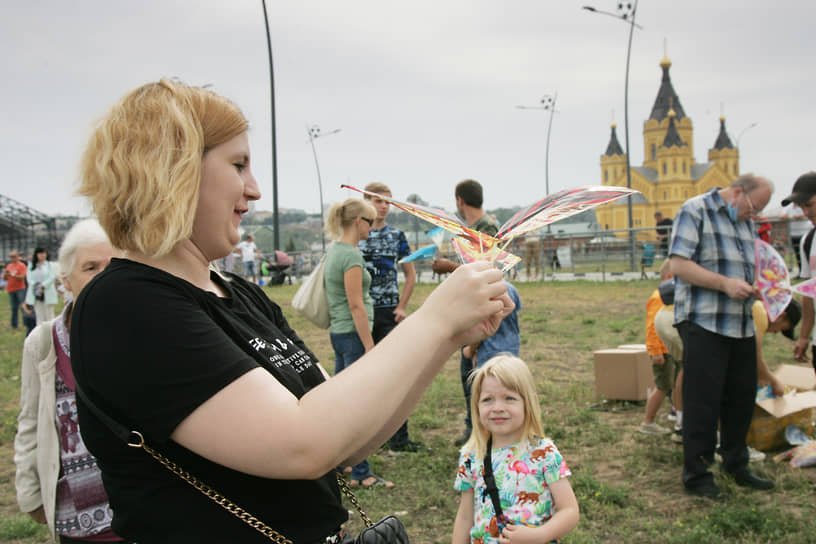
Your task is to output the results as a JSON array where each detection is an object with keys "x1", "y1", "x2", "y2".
[
  {"x1": 36, "y1": 251, "x2": 47, "y2": 263},
  {"x1": 477, "y1": 376, "x2": 525, "y2": 448}
]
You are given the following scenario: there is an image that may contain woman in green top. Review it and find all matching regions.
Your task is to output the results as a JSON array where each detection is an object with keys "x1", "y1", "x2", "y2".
[{"x1": 324, "y1": 198, "x2": 394, "y2": 488}]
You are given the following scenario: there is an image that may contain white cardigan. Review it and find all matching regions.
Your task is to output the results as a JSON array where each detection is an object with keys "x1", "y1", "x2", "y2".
[{"x1": 14, "y1": 318, "x2": 61, "y2": 541}]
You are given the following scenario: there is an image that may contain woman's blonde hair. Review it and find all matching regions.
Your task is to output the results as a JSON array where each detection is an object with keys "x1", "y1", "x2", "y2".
[
  {"x1": 462, "y1": 354, "x2": 545, "y2": 458},
  {"x1": 78, "y1": 79, "x2": 248, "y2": 257},
  {"x1": 325, "y1": 198, "x2": 376, "y2": 239}
]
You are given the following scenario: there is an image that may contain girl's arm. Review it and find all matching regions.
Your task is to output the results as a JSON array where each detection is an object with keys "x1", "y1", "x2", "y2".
[
  {"x1": 344, "y1": 265, "x2": 375, "y2": 351},
  {"x1": 172, "y1": 262, "x2": 513, "y2": 479},
  {"x1": 451, "y1": 489, "x2": 474, "y2": 544},
  {"x1": 500, "y1": 479, "x2": 579, "y2": 543}
]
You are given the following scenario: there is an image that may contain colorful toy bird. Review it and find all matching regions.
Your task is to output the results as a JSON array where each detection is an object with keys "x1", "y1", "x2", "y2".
[{"x1": 342, "y1": 184, "x2": 638, "y2": 271}]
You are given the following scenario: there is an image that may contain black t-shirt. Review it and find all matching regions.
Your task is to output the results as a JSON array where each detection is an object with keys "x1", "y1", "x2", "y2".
[{"x1": 71, "y1": 259, "x2": 347, "y2": 543}]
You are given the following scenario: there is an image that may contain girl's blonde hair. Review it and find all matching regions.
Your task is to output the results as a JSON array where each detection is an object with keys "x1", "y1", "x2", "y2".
[
  {"x1": 325, "y1": 198, "x2": 376, "y2": 239},
  {"x1": 462, "y1": 354, "x2": 544, "y2": 458},
  {"x1": 78, "y1": 79, "x2": 248, "y2": 257}
]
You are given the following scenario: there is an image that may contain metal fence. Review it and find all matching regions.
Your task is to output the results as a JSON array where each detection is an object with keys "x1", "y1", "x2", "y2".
[{"x1": 249, "y1": 219, "x2": 800, "y2": 284}]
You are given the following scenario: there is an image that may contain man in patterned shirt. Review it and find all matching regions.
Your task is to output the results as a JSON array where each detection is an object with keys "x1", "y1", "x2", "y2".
[
  {"x1": 358, "y1": 182, "x2": 420, "y2": 452},
  {"x1": 670, "y1": 174, "x2": 775, "y2": 500}
]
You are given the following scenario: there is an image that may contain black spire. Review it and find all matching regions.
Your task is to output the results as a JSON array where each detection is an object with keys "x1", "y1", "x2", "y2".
[
  {"x1": 712, "y1": 117, "x2": 734, "y2": 150},
  {"x1": 649, "y1": 56, "x2": 687, "y2": 122},
  {"x1": 605, "y1": 123, "x2": 624, "y2": 156},
  {"x1": 662, "y1": 111, "x2": 686, "y2": 148}
]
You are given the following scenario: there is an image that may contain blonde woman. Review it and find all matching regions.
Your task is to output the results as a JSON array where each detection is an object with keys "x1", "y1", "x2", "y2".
[
  {"x1": 71, "y1": 80, "x2": 513, "y2": 543},
  {"x1": 324, "y1": 198, "x2": 392, "y2": 488}
]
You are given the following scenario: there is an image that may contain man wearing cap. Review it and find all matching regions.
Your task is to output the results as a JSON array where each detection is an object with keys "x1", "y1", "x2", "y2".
[
  {"x1": 669, "y1": 174, "x2": 775, "y2": 500},
  {"x1": 784, "y1": 172, "x2": 816, "y2": 376}
]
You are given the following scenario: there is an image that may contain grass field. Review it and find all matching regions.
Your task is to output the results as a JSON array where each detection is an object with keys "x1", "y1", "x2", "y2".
[{"x1": 1, "y1": 279, "x2": 814, "y2": 543}]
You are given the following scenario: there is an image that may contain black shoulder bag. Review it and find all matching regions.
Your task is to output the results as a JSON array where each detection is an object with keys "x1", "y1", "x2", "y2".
[
  {"x1": 483, "y1": 437, "x2": 559, "y2": 544},
  {"x1": 75, "y1": 385, "x2": 408, "y2": 544}
]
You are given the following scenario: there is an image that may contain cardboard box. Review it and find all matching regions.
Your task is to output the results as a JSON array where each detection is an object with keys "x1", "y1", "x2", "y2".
[
  {"x1": 746, "y1": 366, "x2": 816, "y2": 451},
  {"x1": 617, "y1": 344, "x2": 647, "y2": 351},
  {"x1": 593, "y1": 348, "x2": 654, "y2": 401},
  {"x1": 774, "y1": 364, "x2": 816, "y2": 391}
]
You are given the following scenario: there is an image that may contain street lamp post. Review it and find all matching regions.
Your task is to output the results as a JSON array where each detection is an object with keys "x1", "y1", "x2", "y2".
[
  {"x1": 307, "y1": 125, "x2": 341, "y2": 252},
  {"x1": 736, "y1": 122, "x2": 758, "y2": 149},
  {"x1": 260, "y1": 0, "x2": 280, "y2": 251},
  {"x1": 583, "y1": 1, "x2": 641, "y2": 272},
  {"x1": 516, "y1": 92, "x2": 558, "y2": 197}
]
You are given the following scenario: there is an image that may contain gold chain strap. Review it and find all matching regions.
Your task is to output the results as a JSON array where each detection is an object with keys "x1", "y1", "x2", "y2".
[
  {"x1": 334, "y1": 472, "x2": 373, "y2": 527},
  {"x1": 128, "y1": 431, "x2": 292, "y2": 544}
]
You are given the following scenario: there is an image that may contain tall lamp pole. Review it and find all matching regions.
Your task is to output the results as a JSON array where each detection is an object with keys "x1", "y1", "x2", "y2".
[
  {"x1": 517, "y1": 92, "x2": 558, "y2": 196},
  {"x1": 583, "y1": 1, "x2": 641, "y2": 272},
  {"x1": 307, "y1": 125, "x2": 341, "y2": 252},
  {"x1": 736, "y1": 122, "x2": 758, "y2": 149},
  {"x1": 260, "y1": 0, "x2": 280, "y2": 250}
]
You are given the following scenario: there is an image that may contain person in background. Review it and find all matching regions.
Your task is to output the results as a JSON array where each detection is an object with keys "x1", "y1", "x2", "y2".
[
  {"x1": 21, "y1": 303, "x2": 37, "y2": 337},
  {"x1": 639, "y1": 259, "x2": 682, "y2": 436},
  {"x1": 670, "y1": 174, "x2": 775, "y2": 500},
  {"x1": 25, "y1": 247, "x2": 58, "y2": 325},
  {"x1": 753, "y1": 298, "x2": 801, "y2": 398},
  {"x1": 452, "y1": 355, "x2": 579, "y2": 544},
  {"x1": 460, "y1": 281, "x2": 522, "y2": 439},
  {"x1": 358, "y1": 182, "x2": 421, "y2": 452},
  {"x1": 431, "y1": 179, "x2": 502, "y2": 446},
  {"x1": 325, "y1": 197, "x2": 395, "y2": 488},
  {"x1": 523, "y1": 233, "x2": 541, "y2": 281},
  {"x1": 654, "y1": 211, "x2": 673, "y2": 257},
  {"x1": 4, "y1": 250, "x2": 28, "y2": 329},
  {"x1": 72, "y1": 80, "x2": 513, "y2": 543},
  {"x1": 780, "y1": 202, "x2": 811, "y2": 277},
  {"x1": 784, "y1": 172, "x2": 816, "y2": 378},
  {"x1": 235, "y1": 233, "x2": 262, "y2": 284},
  {"x1": 14, "y1": 219, "x2": 123, "y2": 543}
]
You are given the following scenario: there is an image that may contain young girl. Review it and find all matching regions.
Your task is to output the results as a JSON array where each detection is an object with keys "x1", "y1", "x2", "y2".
[{"x1": 452, "y1": 355, "x2": 579, "y2": 543}]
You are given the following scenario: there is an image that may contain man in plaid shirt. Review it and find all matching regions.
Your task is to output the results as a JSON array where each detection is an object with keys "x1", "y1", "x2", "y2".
[{"x1": 669, "y1": 174, "x2": 775, "y2": 500}]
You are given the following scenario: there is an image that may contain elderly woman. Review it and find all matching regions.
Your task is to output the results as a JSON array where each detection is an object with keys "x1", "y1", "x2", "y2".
[
  {"x1": 71, "y1": 80, "x2": 512, "y2": 544},
  {"x1": 24, "y1": 247, "x2": 58, "y2": 325},
  {"x1": 14, "y1": 219, "x2": 122, "y2": 543}
]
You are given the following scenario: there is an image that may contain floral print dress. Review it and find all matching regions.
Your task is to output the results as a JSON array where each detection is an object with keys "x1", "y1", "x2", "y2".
[{"x1": 454, "y1": 437, "x2": 571, "y2": 543}]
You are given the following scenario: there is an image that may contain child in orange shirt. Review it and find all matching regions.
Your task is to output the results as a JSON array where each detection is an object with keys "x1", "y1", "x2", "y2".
[{"x1": 639, "y1": 259, "x2": 682, "y2": 435}]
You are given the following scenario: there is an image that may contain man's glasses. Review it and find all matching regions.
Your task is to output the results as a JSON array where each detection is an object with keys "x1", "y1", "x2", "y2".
[
  {"x1": 744, "y1": 192, "x2": 757, "y2": 217},
  {"x1": 360, "y1": 217, "x2": 374, "y2": 226}
]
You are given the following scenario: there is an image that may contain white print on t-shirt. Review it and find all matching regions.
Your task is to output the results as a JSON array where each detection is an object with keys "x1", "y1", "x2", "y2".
[
  {"x1": 249, "y1": 337, "x2": 291, "y2": 353},
  {"x1": 248, "y1": 336, "x2": 314, "y2": 373}
]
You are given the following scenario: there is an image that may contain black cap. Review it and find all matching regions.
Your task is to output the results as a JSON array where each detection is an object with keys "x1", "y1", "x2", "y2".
[
  {"x1": 781, "y1": 298, "x2": 802, "y2": 340},
  {"x1": 781, "y1": 172, "x2": 816, "y2": 206}
]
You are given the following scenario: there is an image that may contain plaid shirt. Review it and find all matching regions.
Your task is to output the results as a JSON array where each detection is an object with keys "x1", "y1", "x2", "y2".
[{"x1": 670, "y1": 188, "x2": 756, "y2": 338}]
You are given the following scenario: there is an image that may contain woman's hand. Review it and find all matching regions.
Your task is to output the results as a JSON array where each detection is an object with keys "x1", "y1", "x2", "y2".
[
  {"x1": 419, "y1": 262, "x2": 512, "y2": 346},
  {"x1": 27, "y1": 506, "x2": 46, "y2": 524}
]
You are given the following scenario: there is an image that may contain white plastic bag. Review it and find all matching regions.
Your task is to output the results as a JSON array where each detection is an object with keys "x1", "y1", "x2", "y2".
[{"x1": 291, "y1": 257, "x2": 330, "y2": 329}]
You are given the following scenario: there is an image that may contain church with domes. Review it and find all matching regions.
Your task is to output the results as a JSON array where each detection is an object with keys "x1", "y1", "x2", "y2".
[{"x1": 595, "y1": 55, "x2": 740, "y2": 237}]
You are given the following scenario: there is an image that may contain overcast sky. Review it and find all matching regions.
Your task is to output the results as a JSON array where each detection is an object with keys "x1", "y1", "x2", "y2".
[{"x1": 2, "y1": 0, "x2": 814, "y2": 220}]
